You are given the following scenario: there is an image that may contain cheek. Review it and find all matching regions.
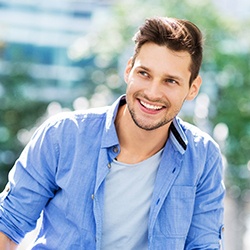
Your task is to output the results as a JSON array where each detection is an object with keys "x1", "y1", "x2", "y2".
[
  {"x1": 167, "y1": 91, "x2": 188, "y2": 106},
  {"x1": 126, "y1": 78, "x2": 138, "y2": 92},
  {"x1": 126, "y1": 84, "x2": 136, "y2": 97}
]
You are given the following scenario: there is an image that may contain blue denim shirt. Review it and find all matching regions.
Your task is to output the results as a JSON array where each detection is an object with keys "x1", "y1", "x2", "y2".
[{"x1": 0, "y1": 96, "x2": 225, "y2": 249}]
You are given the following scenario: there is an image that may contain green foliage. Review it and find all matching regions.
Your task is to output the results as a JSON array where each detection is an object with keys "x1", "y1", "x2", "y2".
[{"x1": 0, "y1": 63, "x2": 47, "y2": 189}]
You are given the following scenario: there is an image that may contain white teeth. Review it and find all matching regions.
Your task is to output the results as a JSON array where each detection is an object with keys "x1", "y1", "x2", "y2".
[{"x1": 140, "y1": 100, "x2": 162, "y2": 110}]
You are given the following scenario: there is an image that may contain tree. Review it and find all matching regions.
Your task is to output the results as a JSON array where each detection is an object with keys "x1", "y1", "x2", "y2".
[{"x1": 0, "y1": 60, "x2": 48, "y2": 190}]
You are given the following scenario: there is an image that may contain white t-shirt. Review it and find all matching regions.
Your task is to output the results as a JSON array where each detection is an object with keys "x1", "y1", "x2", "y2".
[{"x1": 101, "y1": 149, "x2": 163, "y2": 250}]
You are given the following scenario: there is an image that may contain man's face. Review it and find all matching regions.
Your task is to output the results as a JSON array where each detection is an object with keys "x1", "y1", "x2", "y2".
[{"x1": 124, "y1": 42, "x2": 201, "y2": 131}]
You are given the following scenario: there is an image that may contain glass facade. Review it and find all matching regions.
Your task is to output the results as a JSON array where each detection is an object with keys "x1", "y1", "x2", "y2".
[{"x1": 0, "y1": 0, "x2": 112, "y2": 102}]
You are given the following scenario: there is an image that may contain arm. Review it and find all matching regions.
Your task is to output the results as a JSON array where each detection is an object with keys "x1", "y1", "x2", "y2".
[
  {"x1": 0, "y1": 232, "x2": 18, "y2": 250},
  {"x1": 0, "y1": 119, "x2": 59, "y2": 244},
  {"x1": 185, "y1": 146, "x2": 225, "y2": 249}
]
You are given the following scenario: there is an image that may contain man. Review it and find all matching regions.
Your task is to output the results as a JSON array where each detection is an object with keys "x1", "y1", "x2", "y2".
[{"x1": 0, "y1": 16, "x2": 225, "y2": 249}]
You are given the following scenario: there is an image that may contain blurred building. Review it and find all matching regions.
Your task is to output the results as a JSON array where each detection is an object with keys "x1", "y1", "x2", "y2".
[{"x1": 0, "y1": 0, "x2": 113, "y2": 104}]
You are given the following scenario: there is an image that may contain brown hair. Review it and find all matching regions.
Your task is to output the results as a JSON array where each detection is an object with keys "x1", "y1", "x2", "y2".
[{"x1": 132, "y1": 17, "x2": 204, "y2": 85}]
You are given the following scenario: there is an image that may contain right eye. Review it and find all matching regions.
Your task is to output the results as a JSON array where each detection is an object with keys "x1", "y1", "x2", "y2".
[{"x1": 138, "y1": 70, "x2": 149, "y2": 78}]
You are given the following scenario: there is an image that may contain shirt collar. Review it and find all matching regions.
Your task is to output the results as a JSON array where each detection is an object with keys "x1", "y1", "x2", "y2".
[
  {"x1": 102, "y1": 95, "x2": 188, "y2": 154},
  {"x1": 101, "y1": 95, "x2": 125, "y2": 148},
  {"x1": 169, "y1": 117, "x2": 188, "y2": 154}
]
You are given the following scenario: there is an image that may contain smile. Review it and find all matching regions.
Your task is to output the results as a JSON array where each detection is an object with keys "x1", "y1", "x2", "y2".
[{"x1": 140, "y1": 100, "x2": 163, "y2": 110}]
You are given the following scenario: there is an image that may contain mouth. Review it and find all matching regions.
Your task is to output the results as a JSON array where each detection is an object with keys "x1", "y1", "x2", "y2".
[{"x1": 140, "y1": 100, "x2": 165, "y2": 111}]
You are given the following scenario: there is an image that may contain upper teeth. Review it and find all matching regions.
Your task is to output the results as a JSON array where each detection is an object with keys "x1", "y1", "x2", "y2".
[{"x1": 140, "y1": 100, "x2": 162, "y2": 110}]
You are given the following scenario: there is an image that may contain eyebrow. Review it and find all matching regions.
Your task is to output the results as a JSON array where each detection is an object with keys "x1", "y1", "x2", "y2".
[{"x1": 137, "y1": 65, "x2": 184, "y2": 82}]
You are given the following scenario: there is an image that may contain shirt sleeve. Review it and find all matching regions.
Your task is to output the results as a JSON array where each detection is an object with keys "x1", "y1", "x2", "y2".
[
  {"x1": 0, "y1": 119, "x2": 59, "y2": 244},
  {"x1": 184, "y1": 144, "x2": 225, "y2": 249}
]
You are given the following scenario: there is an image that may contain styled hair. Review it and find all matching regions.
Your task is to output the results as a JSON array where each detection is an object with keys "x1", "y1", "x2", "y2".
[{"x1": 132, "y1": 17, "x2": 204, "y2": 85}]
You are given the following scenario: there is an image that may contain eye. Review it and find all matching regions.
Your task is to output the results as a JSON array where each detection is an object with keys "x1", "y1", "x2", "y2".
[
  {"x1": 166, "y1": 78, "x2": 178, "y2": 85},
  {"x1": 138, "y1": 70, "x2": 149, "y2": 78}
]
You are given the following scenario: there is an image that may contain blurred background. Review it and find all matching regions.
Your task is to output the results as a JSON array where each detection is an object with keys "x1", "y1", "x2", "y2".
[{"x1": 0, "y1": 0, "x2": 249, "y2": 249}]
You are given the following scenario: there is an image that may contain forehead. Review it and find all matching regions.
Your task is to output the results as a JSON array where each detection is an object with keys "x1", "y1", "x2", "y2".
[{"x1": 134, "y1": 43, "x2": 192, "y2": 77}]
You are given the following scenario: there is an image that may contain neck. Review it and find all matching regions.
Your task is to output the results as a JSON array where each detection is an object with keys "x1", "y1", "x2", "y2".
[{"x1": 115, "y1": 105, "x2": 170, "y2": 164}]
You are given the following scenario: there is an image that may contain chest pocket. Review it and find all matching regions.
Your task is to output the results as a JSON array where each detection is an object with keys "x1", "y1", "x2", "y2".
[{"x1": 155, "y1": 185, "x2": 196, "y2": 237}]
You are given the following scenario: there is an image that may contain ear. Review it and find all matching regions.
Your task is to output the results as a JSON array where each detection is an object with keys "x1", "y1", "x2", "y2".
[
  {"x1": 186, "y1": 75, "x2": 202, "y2": 101},
  {"x1": 124, "y1": 57, "x2": 133, "y2": 84}
]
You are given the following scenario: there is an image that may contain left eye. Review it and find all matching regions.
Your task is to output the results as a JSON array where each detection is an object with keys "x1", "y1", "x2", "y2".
[{"x1": 166, "y1": 79, "x2": 177, "y2": 84}]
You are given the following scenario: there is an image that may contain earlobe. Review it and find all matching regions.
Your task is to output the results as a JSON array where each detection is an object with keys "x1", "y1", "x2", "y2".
[
  {"x1": 187, "y1": 75, "x2": 202, "y2": 100},
  {"x1": 124, "y1": 58, "x2": 133, "y2": 83}
]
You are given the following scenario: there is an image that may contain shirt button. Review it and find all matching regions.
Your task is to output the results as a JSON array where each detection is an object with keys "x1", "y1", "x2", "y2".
[
  {"x1": 91, "y1": 194, "x2": 95, "y2": 200},
  {"x1": 107, "y1": 163, "x2": 111, "y2": 169},
  {"x1": 4, "y1": 183, "x2": 10, "y2": 193},
  {"x1": 113, "y1": 146, "x2": 119, "y2": 153}
]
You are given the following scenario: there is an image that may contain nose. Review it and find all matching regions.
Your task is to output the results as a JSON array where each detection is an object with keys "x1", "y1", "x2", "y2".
[{"x1": 144, "y1": 79, "x2": 164, "y2": 100}]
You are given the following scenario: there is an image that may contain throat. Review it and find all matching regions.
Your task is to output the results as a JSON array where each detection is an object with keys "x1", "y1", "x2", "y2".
[
  {"x1": 115, "y1": 103, "x2": 169, "y2": 164},
  {"x1": 115, "y1": 142, "x2": 165, "y2": 164}
]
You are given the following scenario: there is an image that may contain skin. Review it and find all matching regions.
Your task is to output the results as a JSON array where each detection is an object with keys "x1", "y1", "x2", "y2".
[
  {"x1": 115, "y1": 42, "x2": 202, "y2": 164},
  {"x1": 0, "y1": 232, "x2": 17, "y2": 250}
]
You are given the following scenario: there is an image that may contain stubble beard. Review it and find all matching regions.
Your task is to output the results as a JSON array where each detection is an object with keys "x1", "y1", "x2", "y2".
[{"x1": 127, "y1": 102, "x2": 178, "y2": 131}]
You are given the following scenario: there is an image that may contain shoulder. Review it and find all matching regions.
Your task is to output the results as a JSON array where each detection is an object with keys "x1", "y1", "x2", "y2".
[
  {"x1": 175, "y1": 118, "x2": 224, "y2": 181},
  {"x1": 30, "y1": 106, "x2": 110, "y2": 142},
  {"x1": 177, "y1": 117, "x2": 220, "y2": 154},
  {"x1": 44, "y1": 106, "x2": 109, "y2": 128}
]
